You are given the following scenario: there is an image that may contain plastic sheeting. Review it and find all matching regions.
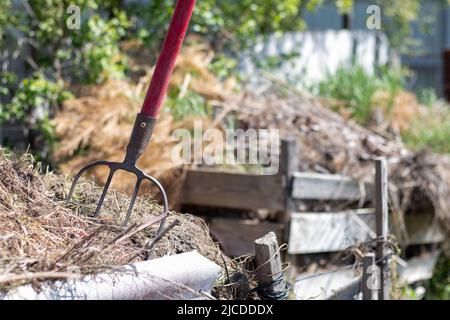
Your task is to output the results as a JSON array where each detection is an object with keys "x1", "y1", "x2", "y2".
[{"x1": 1, "y1": 251, "x2": 221, "y2": 300}]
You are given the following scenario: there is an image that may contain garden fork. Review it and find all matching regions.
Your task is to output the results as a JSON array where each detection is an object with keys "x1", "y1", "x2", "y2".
[{"x1": 67, "y1": 0, "x2": 196, "y2": 229}]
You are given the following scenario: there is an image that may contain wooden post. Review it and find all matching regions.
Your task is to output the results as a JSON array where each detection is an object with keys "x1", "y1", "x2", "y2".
[
  {"x1": 254, "y1": 232, "x2": 287, "y2": 300},
  {"x1": 279, "y1": 138, "x2": 298, "y2": 279},
  {"x1": 362, "y1": 252, "x2": 376, "y2": 300},
  {"x1": 375, "y1": 158, "x2": 390, "y2": 300},
  {"x1": 279, "y1": 137, "x2": 298, "y2": 224}
]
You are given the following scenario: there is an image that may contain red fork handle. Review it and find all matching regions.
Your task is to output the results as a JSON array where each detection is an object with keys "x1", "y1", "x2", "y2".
[{"x1": 140, "y1": 0, "x2": 196, "y2": 118}]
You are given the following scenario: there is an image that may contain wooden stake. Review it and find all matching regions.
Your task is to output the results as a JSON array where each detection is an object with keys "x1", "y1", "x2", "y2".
[
  {"x1": 375, "y1": 158, "x2": 390, "y2": 300},
  {"x1": 279, "y1": 138, "x2": 297, "y2": 280},
  {"x1": 279, "y1": 138, "x2": 298, "y2": 225},
  {"x1": 254, "y1": 232, "x2": 287, "y2": 300},
  {"x1": 362, "y1": 252, "x2": 376, "y2": 300}
]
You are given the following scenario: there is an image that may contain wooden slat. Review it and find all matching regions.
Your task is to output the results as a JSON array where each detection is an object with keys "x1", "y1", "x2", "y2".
[
  {"x1": 405, "y1": 214, "x2": 445, "y2": 245},
  {"x1": 182, "y1": 169, "x2": 284, "y2": 210},
  {"x1": 294, "y1": 269, "x2": 356, "y2": 300},
  {"x1": 209, "y1": 218, "x2": 284, "y2": 257},
  {"x1": 288, "y1": 210, "x2": 443, "y2": 254},
  {"x1": 288, "y1": 209, "x2": 376, "y2": 254},
  {"x1": 324, "y1": 276, "x2": 362, "y2": 300},
  {"x1": 398, "y1": 251, "x2": 441, "y2": 284},
  {"x1": 291, "y1": 172, "x2": 374, "y2": 201}
]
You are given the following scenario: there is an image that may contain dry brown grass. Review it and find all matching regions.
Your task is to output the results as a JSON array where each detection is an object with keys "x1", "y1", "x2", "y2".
[
  {"x1": 371, "y1": 89, "x2": 424, "y2": 133},
  {"x1": 0, "y1": 150, "x2": 229, "y2": 291},
  {"x1": 52, "y1": 43, "x2": 232, "y2": 204}
]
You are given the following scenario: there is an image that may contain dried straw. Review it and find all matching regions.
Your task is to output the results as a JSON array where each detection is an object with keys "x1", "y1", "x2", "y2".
[
  {"x1": 52, "y1": 44, "x2": 229, "y2": 203},
  {"x1": 0, "y1": 150, "x2": 229, "y2": 291}
]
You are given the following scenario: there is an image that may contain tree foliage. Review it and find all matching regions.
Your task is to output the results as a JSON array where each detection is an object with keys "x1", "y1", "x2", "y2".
[
  {"x1": 0, "y1": 0, "x2": 431, "y2": 160},
  {"x1": 129, "y1": 0, "x2": 307, "y2": 51},
  {"x1": 127, "y1": 0, "x2": 424, "y2": 53},
  {"x1": 0, "y1": 0, "x2": 130, "y2": 159},
  {"x1": 1, "y1": 0, "x2": 130, "y2": 84}
]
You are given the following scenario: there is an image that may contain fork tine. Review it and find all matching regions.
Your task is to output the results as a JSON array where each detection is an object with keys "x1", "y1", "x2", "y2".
[
  {"x1": 122, "y1": 178, "x2": 142, "y2": 227},
  {"x1": 93, "y1": 169, "x2": 115, "y2": 218},
  {"x1": 66, "y1": 160, "x2": 109, "y2": 203},
  {"x1": 143, "y1": 174, "x2": 169, "y2": 235}
]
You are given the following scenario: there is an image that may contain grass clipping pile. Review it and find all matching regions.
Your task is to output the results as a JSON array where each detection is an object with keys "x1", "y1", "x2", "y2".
[{"x1": 0, "y1": 150, "x2": 226, "y2": 292}]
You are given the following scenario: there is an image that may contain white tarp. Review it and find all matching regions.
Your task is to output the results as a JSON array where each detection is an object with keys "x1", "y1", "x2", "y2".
[{"x1": 1, "y1": 251, "x2": 221, "y2": 300}]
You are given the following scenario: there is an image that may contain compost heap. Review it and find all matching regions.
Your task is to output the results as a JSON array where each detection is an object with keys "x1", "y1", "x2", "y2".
[
  {"x1": 235, "y1": 81, "x2": 450, "y2": 239},
  {"x1": 0, "y1": 150, "x2": 230, "y2": 292},
  {"x1": 53, "y1": 43, "x2": 450, "y2": 242}
]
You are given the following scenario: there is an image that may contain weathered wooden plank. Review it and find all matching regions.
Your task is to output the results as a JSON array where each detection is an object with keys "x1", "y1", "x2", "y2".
[
  {"x1": 182, "y1": 169, "x2": 284, "y2": 210},
  {"x1": 209, "y1": 218, "x2": 284, "y2": 257},
  {"x1": 294, "y1": 269, "x2": 356, "y2": 300},
  {"x1": 398, "y1": 251, "x2": 441, "y2": 284},
  {"x1": 291, "y1": 172, "x2": 374, "y2": 201},
  {"x1": 399, "y1": 255, "x2": 435, "y2": 285},
  {"x1": 288, "y1": 209, "x2": 376, "y2": 254},
  {"x1": 324, "y1": 276, "x2": 362, "y2": 300},
  {"x1": 288, "y1": 210, "x2": 443, "y2": 255},
  {"x1": 404, "y1": 214, "x2": 445, "y2": 245}
]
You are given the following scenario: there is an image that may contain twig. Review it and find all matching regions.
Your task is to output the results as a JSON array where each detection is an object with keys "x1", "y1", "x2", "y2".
[
  {"x1": 145, "y1": 219, "x2": 180, "y2": 260},
  {"x1": 261, "y1": 70, "x2": 349, "y2": 107},
  {"x1": 199, "y1": 290, "x2": 217, "y2": 300},
  {"x1": 208, "y1": 103, "x2": 237, "y2": 129},
  {"x1": 113, "y1": 213, "x2": 169, "y2": 245},
  {"x1": 0, "y1": 272, "x2": 80, "y2": 284}
]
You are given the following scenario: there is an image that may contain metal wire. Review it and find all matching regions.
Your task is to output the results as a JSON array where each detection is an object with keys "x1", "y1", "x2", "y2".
[
  {"x1": 293, "y1": 250, "x2": 394, "y2": 284},
  {"x1": 250, "y1": 269, "x2": 291, "y2": 300}
]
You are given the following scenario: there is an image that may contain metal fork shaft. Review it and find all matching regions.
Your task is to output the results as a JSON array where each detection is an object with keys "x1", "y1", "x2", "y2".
[{"x1": 124, "y1": 114, "x2": 156, "y2": 166}]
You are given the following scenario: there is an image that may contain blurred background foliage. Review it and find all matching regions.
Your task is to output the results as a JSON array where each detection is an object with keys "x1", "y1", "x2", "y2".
[
  {"x1": 313, "y1": 64, "x2": 450, "y2": 154},
  {"x1": 0, "y1": 0, "x2": 428, "y2": 84},
  {"x1": 312, "y1": 65, "x2": 405, "y2": 123},
  {"x1": 1, "y1": 0, "x2": 448, "y2": 157},
  {"x1": 425, "y1": 255, "x2": 450, "y2": 300}
]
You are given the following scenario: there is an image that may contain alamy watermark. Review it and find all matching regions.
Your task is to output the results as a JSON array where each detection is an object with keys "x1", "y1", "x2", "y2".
[
  {"x1": 365, "y1": 263, "x2": 381, "y2": 291},
  {"x1": 66, "y1": 4, "x2": 382, "y2": 31},
  {"x1": 171, "y1": 121, "x2": 280, "y2": 174},
  {"x1": 66, "y1": 4, "x2": 81, "y2": 30},
  {"x1": 366, "y1": 5, "x2": 382, "y2": 30}
]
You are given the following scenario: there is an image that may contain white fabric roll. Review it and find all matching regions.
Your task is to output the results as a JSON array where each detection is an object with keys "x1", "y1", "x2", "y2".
[{"x1": 2, "y1": 251, "x2": 221, "y2": 300}]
